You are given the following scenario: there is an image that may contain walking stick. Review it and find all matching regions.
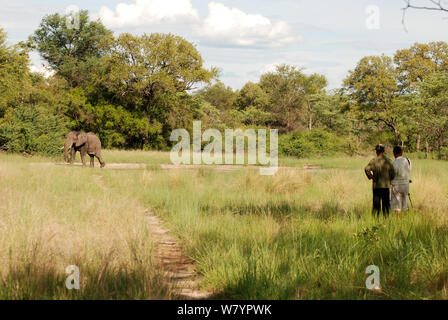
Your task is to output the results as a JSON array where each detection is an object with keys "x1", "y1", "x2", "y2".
[{"x1": 408, "y1": 193, "x2": 414, "y2": 209}]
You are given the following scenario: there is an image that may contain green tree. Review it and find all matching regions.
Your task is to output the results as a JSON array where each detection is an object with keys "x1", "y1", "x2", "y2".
[
  {"x1": 0, "y1": 29, "x2": 31, "y2": 116},
  {"x1": 31, "y1": 10, "x2": 112, "y2": 87},
  {"x1": 95, "y1": 33, "x2": 217, "y2": 115},
  {"x1": 313, "y1": 92, "x2": 354, "y2": 135},
  {"x1": 259, "y1": 65, "x2": 329, "y2": 133},
  {"x1": 0, "y1": 104, "x2": 67, "y2": 155},
  {"x1": 89, "y1": 32, "x2": 218, "y2": 148},
  {"x1": 259, "y1": 65, "x2": 307, "y2": 132},
  {"x1": 197, "y1": 81, "x2": 236, "y2": 111},
  {"x1": 343, "y1": 55, "x2": 405, "y2": 143},
  {"x1": 233, "y1": 81, "x2": 273, "y2": 126},
  {"x1": 394, "y1": 42, "x2": 448, "y2": 91},
  {"x1": 417, "y1": 72, "x2": 448, "y2": 157},
  {"x1": 234, "y1": 82, "x2": 270, "y2": 111},
  {"x1": 394, "y1": 42, "x2": 448, "y2": 151},
  {"x1": 302, "y1": 74, "x2": 328, "y2": 131}
]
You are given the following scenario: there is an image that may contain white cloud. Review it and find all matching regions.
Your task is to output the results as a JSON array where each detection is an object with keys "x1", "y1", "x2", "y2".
[
  {"x1": 98, "y1": 0, "x2": 199, "y2": 28},
  {"x1": 198, "y1": 2, "x2": 302, "y2": 47},
  {"x1": 29, "y1": 62, "x2": 55, "y2": 78},
  {"x1": 260, "y1": 62, "x2": 281, "y2": 75}
]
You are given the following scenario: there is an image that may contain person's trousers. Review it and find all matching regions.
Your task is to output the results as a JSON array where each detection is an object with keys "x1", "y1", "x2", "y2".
[
  {"x1": 372, "y1": 188, "x2": 390, "y2": 217},
  {"x1": 391, "y1": 184, "x2": 410, "y2": 211}
]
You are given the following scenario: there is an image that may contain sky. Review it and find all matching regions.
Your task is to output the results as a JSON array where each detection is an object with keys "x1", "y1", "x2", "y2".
[{"x1": 0, "y1": 0, "x2": 447, "y2": 89}]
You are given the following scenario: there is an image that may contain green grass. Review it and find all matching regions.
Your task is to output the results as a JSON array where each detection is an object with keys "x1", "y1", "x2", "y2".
[
  {"x1": 1, "y1": 150, "x2": 448, "y2": 299},
  {"x1": 128, "y1": 163, "x2": 448, "y2": 299},
  {"x1": 101, "y1": 149, "x2": 171, "y2": 166}
]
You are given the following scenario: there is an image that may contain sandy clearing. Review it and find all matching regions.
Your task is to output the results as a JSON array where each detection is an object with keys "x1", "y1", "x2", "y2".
[
  {"x1": 32, "y1": 162, "x2": 323, "y2": 171},
  {"x1": 32, "y1": 162, "x2": 147, "y2": 169},
  {"x1": 160, "y1": 164, "x2": 321, "y2": 171}
]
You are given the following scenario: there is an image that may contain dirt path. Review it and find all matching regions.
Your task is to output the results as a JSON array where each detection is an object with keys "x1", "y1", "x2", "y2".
[
  {"x1": 32, "y1": 162, "x2": 147, "y2": 169},
  {"x1": 88, "y1": 170, "x2": 212, "y2": 299},
  {"x1": 161, "y1": 163, "x2": 322, "y2": 171},
  {"x1": 145, "y1": 212, "x2": 213, "y2": 300},
  {"x1": 35, "y1": 162, "x2": 323, "y2": 171}
]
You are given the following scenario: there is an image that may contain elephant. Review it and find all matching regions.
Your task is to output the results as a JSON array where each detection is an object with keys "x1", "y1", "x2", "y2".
[
  {"x1": 64, "y1": 131, "x2": 82, "y2": 163},
  {"x1": 64, "y1": 131, "x2": 106, "y2": 168}
]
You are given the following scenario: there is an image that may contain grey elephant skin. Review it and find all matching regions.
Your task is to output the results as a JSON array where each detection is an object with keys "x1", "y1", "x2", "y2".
[{"x1": 64, "y1": 131, "x2": 106, "y2": 168}]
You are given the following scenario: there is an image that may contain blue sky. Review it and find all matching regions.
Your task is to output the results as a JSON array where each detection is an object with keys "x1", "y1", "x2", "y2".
[{"x1": 1, "y1": 0, "x2": 447, "y2": 89}]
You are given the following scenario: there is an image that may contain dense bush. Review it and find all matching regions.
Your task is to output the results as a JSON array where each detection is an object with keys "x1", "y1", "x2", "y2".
[
  {"x1": 89, "y1": 103, "x2": 164, "y2": 150},
  {"x1": 0, "y1": 105, "x2": 67, "y2": 156},
  {"x1": 279, "y1": 129, "x2": 348, "y2": 158},
  {"x1": 437, "y1": 147, "x2": 448, "y2": 160}
]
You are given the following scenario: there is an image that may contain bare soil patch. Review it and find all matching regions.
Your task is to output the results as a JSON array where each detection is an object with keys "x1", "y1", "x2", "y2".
[
  {"x1": 34, "y1": 162, "x2": 147, "y2": 169},
  {"x1": 35, "y1": 162, "x2": 323, "y2": 171},
  {"x1": 161, "y1": 164, "x2": 322, "y2": 171}
]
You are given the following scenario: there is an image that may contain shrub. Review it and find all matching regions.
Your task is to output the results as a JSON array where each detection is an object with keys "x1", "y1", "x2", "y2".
[
  {"x1": 279, "y1": 129, "x2": 347, "y2": 158},
  {"x1": 0, "y1": 105, "x2": 68, "y2": 156},
  {"x1": 89, "y1": 103, "x2": 163, "y2": 150},
  {"x1": 437, "y1": 147, "x2": 448, "y2": 160}
]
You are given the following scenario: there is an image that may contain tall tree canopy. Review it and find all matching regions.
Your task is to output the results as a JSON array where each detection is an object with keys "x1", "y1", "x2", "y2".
[
  {"x1": 31, "y1": 10, "x2": 112, "y2": 87},
  {"x1": 416, "y1": 72, "x2": 448, "y2": 153},
  {"x1": 394, "y1": 41, "x2": 448, "y2": 91},
  {"x1": 0, "y1": 28, "x2": 31, "y2": 116},
  {"x1": 343, "y1": 55, "x2": 405, "y2": 142},
  {"x1": 197, "y1": 82, "x2": 236, "y2": 111},
  {"x1": 302, "y1": 73, "x2": 328, "y2": 130},
  {"x1": 259, "y1": 65, "x2": 329, "y2": 132},
  {"x1": 95, "y1": 32, "x2": 217, "y2": 111},
  {"x1": 259, "y1": 65, "x2": 307, "y2": 132}
]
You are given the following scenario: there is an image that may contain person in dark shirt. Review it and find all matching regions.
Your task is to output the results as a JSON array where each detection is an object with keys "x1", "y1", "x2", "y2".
[{"x1": 364, "y1": 144, "x2": 396, "y2": 217}]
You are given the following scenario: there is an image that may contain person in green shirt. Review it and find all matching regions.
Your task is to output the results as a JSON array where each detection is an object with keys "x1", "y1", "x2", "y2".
[{"x1": 364, "y1": 144, "x2": 396, "y2": 217}]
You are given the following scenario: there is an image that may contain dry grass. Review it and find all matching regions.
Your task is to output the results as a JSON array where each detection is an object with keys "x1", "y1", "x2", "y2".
[{"x1": 0, "y1": 154, "x2": 171, "y2": 299}]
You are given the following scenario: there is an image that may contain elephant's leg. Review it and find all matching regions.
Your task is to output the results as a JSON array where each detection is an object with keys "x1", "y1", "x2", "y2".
[
  {"x1": 70, "y1": 148, "x2": 75, "y2": 164},
  {"x1": 96, "y1": 155, "x2": 106, "y2": 168},
  {"x1": 90, "y1": 155, "x2": 95, "y2": 168},
  {"x1": 81, "y1": 149, "x2": 87, "y2": 166}
]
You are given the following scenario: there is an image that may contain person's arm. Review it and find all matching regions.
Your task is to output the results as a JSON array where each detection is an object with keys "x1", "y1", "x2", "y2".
[{"x1": 364, "y1": 161, "x2": 374, "y2": 180}]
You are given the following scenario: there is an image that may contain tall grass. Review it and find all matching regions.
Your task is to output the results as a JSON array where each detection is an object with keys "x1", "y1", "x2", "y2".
[
  {"x1": 0, "y1": 154, "x2": 172, "y2": 299},
  {"x1": 126, "y1": 156, "x2": 448, "y2": 299},
  {"x1": 1, "y1": 151, "x2": 448, "y2": 299}
]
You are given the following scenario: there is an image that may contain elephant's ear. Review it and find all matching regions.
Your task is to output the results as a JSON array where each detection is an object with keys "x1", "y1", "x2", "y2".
[{"x1": 75, "y1": 132, "x2": 87, "y2": 147}]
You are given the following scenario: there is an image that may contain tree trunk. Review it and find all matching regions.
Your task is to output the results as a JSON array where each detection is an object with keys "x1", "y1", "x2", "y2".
[
  {"x1": 308, "y1": 102, "x2": 312, "y2": 131},
  {"x1": 425, "y1": 140, "x2": 430, "y2": 159}
]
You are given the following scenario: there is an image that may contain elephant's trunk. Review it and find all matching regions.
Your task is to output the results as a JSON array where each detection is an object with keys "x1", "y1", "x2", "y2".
[{"x1": 64, "y1": 141, "x2": 71, "y2": 163}]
